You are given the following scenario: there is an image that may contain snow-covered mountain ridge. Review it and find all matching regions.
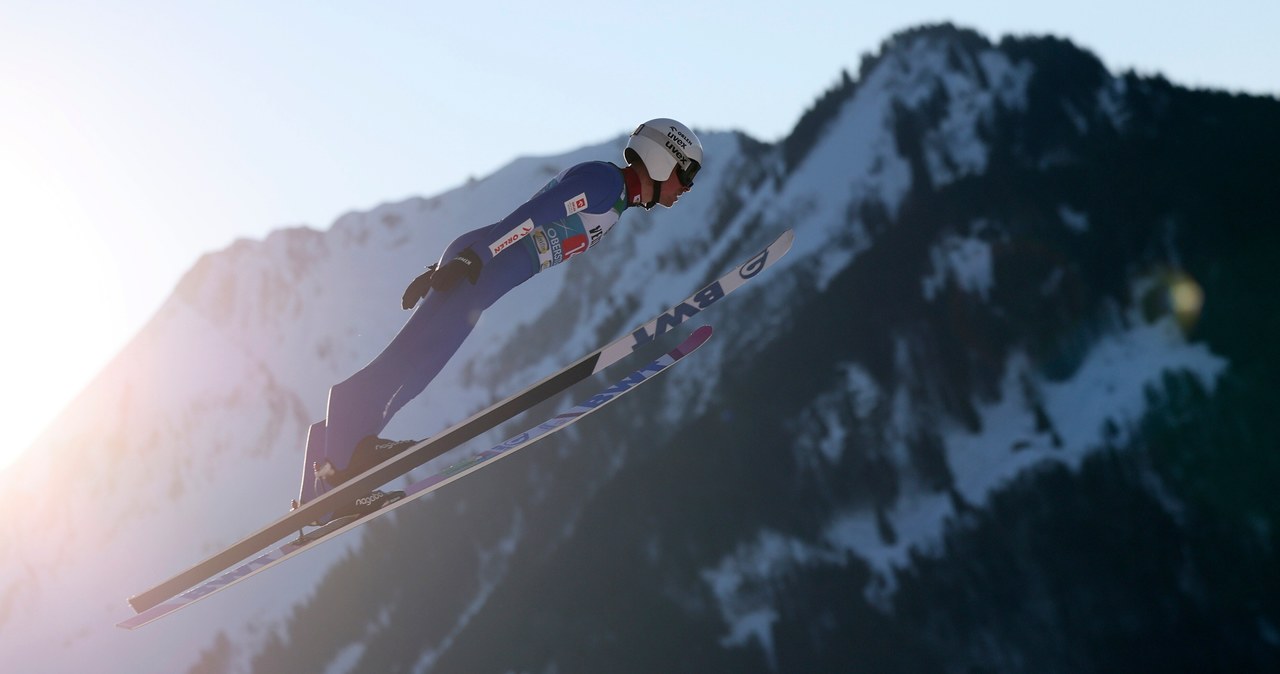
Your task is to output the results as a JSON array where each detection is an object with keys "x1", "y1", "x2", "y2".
[{"x1": 3, "y1": 23, "x2": 1278, "y2": 673}]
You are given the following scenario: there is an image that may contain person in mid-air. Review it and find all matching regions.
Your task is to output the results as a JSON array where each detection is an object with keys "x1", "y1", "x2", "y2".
[{"x1": 296, "y1": 118, "x2": 704, "y2": 520}]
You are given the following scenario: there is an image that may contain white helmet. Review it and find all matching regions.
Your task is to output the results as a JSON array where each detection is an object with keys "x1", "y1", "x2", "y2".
[{"x1": 625, "y1": 118, "x2": 704, "y2": 187}]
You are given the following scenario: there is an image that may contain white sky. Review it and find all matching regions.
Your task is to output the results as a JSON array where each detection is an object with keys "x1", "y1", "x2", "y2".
[{"x1": 0, "y1": 0, "x2": 1275, "y2": 471}]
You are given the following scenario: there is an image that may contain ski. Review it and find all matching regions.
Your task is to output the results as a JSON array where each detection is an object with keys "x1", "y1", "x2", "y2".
[
  {"x1": 118, "y1": 325, "x2": 714, "y2": 629},
  {"x1": 126, "y1": 228, "x2": 793, "y2": 614}
]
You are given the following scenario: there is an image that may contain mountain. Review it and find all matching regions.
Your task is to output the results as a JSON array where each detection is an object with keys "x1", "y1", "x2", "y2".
[{"x1": 3, "y1": 23, "x2": 1278, "y2": 673}]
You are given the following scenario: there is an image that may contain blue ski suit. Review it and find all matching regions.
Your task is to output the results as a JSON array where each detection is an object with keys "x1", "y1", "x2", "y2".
[{"x1": 298, "y1": 161, "x2": 640, "y2": 504}]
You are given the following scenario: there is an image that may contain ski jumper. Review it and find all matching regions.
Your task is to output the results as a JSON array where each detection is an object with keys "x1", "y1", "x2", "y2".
[{"x1": 298, "y1": 161, "x2": 640, "y2": 504}]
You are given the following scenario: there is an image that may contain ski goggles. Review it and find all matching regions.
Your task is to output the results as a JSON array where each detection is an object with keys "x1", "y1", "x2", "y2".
[{"x1": 674, "y1": 157, "x2": 702, "y2": 188}]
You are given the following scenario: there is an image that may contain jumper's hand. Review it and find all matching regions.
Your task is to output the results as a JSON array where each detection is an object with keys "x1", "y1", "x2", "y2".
[
  {"x1": 401, "y1": 263, "x2": 438, "y2": 310},
  {"x1": 431, "y1": 248, "x2": 483, "y2": 292}
]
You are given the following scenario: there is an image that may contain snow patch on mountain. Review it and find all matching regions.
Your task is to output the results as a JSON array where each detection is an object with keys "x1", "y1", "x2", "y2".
[
  {"x1": 922, "y1": 233, "x2": 995, "y2": 301},
  {"x1": 1058, "y1": 204, "x2": 1090, "y2": 233},
  {"x1": 703, "y1": 313, "x2": 1227, "y2": 657},
  {"x1": 905, "y1": 43, "x2": 1033, "y2": 187},
  {"x1": 790, "y1": 364, "x2": 881, "y2": 465},
  {"x1": 702, "y1": 530, "x2": 839, "y2": 668}
]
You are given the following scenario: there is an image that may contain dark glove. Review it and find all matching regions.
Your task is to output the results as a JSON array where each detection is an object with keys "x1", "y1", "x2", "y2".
[
  {"x1": 431, "y1": 248, "x2": 483, "y2": 292},
  {"x1": 401, "y1": 263, "x2": 438, "y2": 310}
]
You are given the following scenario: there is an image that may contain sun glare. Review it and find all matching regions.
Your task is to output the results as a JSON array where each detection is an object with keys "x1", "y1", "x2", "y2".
[{"x1": 0, "y1": 107, "x2": 127, "y2": 472}]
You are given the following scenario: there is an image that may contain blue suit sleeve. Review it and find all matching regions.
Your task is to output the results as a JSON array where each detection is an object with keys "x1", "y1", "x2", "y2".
[{"x1": 472, "y1": 162, "x2": 622, "y2": 262}]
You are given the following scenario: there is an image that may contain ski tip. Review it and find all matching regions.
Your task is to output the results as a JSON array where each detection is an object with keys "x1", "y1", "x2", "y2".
[
  {"x1": 778, "y1": 228, "x2": 795, "y2": 250},
  {"x1": 671, "y1": 325, "x2": 713, "y2": 359}
]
